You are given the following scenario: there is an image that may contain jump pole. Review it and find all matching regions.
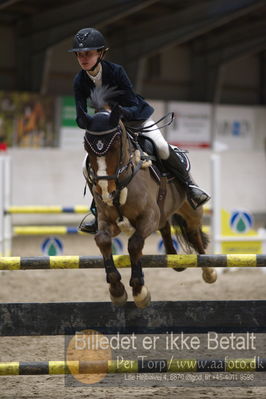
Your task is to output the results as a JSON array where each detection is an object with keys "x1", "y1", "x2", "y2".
[
  {"x1": 0, "y1": 254, "x2": 265, "y2": 270},
  {"x1": 6, "y1": 205, "x2": 90, "y2": 214},
  {"x1": 11, "y1": 225, "x2": 210, "y2": 236},
  {"x1": 12, "y1": 226, "x2": 85, "y2": 235},
  {"x1": 0, "y1": 358, "x2": 265, "y2": 375}
]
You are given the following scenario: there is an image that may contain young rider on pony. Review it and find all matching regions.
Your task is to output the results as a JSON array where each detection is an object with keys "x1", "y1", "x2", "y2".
[{"x1": 69, "y1": 27, "x2": 210, "y2": 234}]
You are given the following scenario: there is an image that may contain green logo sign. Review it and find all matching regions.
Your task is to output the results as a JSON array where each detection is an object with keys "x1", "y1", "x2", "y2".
[{"x1": 61, "y1": 96, "x2": 94, "y2": 127}]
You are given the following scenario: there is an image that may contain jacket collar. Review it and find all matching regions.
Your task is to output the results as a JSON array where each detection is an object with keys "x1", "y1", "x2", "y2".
[{"x1": 82, "y1": 61, "x2": 107, "y2": 88}]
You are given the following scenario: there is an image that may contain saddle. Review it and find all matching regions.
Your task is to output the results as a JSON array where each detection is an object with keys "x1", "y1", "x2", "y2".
[
  {"x1": 134, "y1": 134, "x2": 190, "y2": 216},
  {"x1": 136, "y1": 135, "x2": 190, "y2": 182}
]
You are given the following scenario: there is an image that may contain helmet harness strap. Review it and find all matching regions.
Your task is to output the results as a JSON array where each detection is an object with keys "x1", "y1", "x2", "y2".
[{"x1": 89, "y1": 48, "x2": 108, "y2": 72}]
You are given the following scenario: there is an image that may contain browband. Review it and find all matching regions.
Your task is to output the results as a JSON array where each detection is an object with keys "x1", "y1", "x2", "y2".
[{"x1": 85, "y1": 127, "x2": 120, "y2": 136}]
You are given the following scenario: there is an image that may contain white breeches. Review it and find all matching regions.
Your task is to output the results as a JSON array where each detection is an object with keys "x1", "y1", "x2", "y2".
[{"x1": 142, "y1": 119, "x2": 170, "y2": 160}]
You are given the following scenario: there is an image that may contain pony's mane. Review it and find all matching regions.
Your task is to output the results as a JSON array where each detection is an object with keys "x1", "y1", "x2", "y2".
[{"x1": 89, "y1": 86, "x2": 121, "y2": 110}]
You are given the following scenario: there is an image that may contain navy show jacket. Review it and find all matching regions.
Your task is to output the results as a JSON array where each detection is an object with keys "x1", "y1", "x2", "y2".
[{"x1": 73, "y1": 60, "x2": 154, "y2": 129}]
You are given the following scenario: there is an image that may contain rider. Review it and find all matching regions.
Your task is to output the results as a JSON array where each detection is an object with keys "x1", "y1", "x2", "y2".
[{"x1": 69, "y1": 27, "x2": 210, "y2": 233}]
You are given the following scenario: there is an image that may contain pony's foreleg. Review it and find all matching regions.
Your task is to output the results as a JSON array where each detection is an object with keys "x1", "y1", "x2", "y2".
[
  {"x1": 95, "y1": 223, "x2": 127, "y2": 306},
  {"x1": 128, "y1": 232, "x2": 151, "y2": 309},
  {"x1": 159, "y1": 221, "x2": 185, "y2": 272}
]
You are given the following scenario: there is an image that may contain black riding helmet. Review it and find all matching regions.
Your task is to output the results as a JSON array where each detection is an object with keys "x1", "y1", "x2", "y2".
[{"x1": 68, "y1": 28, "x2": 107, "y2": 52}]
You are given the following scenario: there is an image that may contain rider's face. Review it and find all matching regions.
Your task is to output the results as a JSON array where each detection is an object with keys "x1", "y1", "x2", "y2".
[{"x1": 76, "y1": 50, "x2": 99, "y2": 71}]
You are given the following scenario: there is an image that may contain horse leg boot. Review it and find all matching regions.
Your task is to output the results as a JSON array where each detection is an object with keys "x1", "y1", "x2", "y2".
[
  {"x1": 163, "y1": 146, "x2": 210, "y2": 209},
  {"x1": 128, "y1": 232, "x2": 151, "y2": 308},
  {"x1": 95, "y1": 223, "x2": 128, "y2": 305}
]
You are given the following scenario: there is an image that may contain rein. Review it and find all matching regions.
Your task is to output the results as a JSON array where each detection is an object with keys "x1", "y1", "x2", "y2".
[{"x1": 128, "y1": 112, "x2": 175, "y2": 133}]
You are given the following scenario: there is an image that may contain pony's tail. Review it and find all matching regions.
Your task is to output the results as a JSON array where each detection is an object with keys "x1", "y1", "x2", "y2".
[{"x1": 171, "y1": 213, "x2": 209, "y2": 254}]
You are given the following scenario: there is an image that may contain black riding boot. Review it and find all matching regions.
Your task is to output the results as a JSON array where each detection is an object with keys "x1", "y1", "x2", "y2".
[
  {"x1": 163, "y1": 146, "x2": 210, "y2": 209},
  {"x1": 79, "y1": 199, "x2": 98, "y2": 234}
]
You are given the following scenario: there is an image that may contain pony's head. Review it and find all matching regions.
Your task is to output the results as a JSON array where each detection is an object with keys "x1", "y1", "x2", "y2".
[{"x1": 82, "y1": 86, "x2": 129, "y2": 202}]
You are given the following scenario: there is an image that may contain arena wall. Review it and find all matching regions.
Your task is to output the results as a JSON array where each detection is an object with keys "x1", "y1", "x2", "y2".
[{"x1": 7, "y1": 148, "x2": 265, "y2": 226}]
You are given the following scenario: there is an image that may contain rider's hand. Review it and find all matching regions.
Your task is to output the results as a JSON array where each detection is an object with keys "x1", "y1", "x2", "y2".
[{"x1": 119, "y1": 106, "x2": 132, "y2": 121}]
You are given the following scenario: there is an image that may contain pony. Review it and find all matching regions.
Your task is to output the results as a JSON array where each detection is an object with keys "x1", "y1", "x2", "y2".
[{"x1": 81, "y1": 86, "x2": 217, "y2": 308}]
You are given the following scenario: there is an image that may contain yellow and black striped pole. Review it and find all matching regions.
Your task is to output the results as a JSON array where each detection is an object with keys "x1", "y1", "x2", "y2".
[
  {"x1": 13, "y1": 225, "x2": 210, "y2": 236},
  {"x1": 5, "y1": 205, "x2": 90, "y2": 214},
  {"x1": 0, "y1": 254, "x2": 265, "y2": 270},
  {"x1": 13, "y1": 226, "x2": 85, "y2": 235},
  {"x1": 5, "y1": 206, "x2": 211, "y2": 215},
  {"x1": 0, "y1": 358, "x2": 265, "y2": 375}
]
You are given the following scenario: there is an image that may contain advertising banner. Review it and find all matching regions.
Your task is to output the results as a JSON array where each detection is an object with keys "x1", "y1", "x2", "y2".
[
  {"x1": 167, "y1": 102, "x2": 211, "y2": 149},
  {"x1": 214, "y1": 105, "x2": 255, "y2": 151},
  {"x1": 0, "y1": 91, "x2": 57, "y2": 147}
]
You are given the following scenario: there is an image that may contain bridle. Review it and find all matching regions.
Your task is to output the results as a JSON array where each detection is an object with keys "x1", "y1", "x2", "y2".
[{"x1": 84, "y1": 121, "x2": 147, "y2": 220}]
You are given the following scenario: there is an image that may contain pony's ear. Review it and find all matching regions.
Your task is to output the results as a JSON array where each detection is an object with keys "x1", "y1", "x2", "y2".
[
  {"x1": 78, "y1": 103, "x2": 93, "y2": 129},
  {"x1": 109, "y1": 104, "x2": 121, "y2": 127}
]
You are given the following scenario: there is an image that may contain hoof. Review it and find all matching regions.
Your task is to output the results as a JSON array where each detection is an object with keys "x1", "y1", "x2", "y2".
[
  {"x1": 133, "y1": 286, "x2": 151, "y2": 309},
  {"x1": 173, "y1": 267, "x2": 186, "y2": 272},
  {"x1": 202, "y1": 268, "x2": 217, "y2": 284},
  {"x1": 110, "y1": 289, "x2": 128, "y2": 306}
]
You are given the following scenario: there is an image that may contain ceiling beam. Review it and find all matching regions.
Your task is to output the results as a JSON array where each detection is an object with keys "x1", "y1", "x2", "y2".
[
  {"x1": 196, "y1": 20, "x2": 266, "y2": 66},
  {"x1": 193, "y1": 17, "x2": 266, "y2": 56},
  {"x1": 190, "y1": 20, "x2": 266, "y2": 102},
  {"x1": 0, "y1": 0, "x2": 21, "y2": 11},
  {"x1": 17, "y1": 0, "x2": 158, "y2": 43},
  {"x1": 214, "y1": 35, "x2": 266, "y2": 65},
  {"x1": 109, "y1": 0, "x2": 265, "y2": 65},
  {"x1": 202, "y1": 35, "x2": 266, "y2": 103}
]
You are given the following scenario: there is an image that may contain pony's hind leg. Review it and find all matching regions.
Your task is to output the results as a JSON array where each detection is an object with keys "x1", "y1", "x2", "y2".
[
  {"x1": 95, "y1": 222, "x2": 127, "y2": 305},
  {"x1": 128, "y1": 231, "x2": 151, "y2": 309},
  {"x1": 187, "y1": 227, "x2": 217, "y2": 284},
  {"x1": 174, "y1": 203, "x2": 217, "y2": 284},
  {"x1": 159, "y1": 221, "x2": 185, "y2": 272}
]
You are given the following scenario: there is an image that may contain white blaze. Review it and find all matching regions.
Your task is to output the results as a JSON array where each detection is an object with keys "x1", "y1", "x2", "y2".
[{"x1": 97, "y1": 157, "x2": 113, "y2": 206}]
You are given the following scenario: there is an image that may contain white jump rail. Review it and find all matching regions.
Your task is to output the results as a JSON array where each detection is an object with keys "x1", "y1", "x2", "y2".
[
  {"x1": 210, "y1": 154, "x2": 220, "y2": 254},
  {"x1": 4, "y1": 155, "x2": 11, "y2": 256},
  {"x1": 0, "y1": 157, "x2": 5, "y2": 256},
  {"x1": 0, "y1": 156, "x2": 11, "y2": 256}
]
